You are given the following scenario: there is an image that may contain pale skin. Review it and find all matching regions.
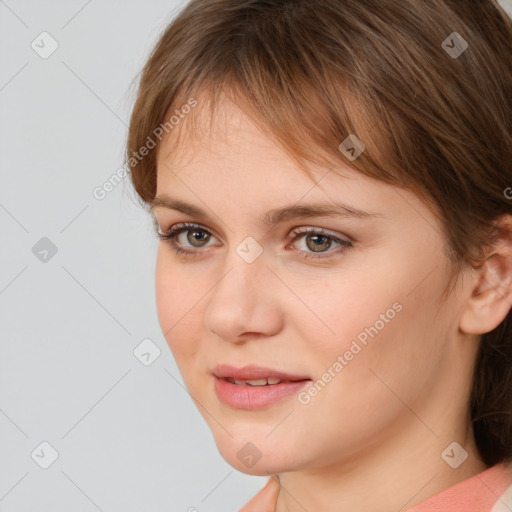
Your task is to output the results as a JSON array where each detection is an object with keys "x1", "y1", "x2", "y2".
[{"x1": 151, "y1": 92, "x2": 512, "y2": 512}]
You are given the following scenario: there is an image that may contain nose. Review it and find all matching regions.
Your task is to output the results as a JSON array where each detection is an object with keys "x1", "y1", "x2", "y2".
[{"x1": 203, "y1": 252, "x2": 283, "y2": 342}]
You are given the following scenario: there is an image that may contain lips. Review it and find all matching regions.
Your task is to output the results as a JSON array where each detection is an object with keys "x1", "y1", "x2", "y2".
[
  {"x1": 211, "y1": 364, "x2": 313, "y2": 409},
  {"x1": 211, "y1": 363, "x2": 311, "y2": 383}
]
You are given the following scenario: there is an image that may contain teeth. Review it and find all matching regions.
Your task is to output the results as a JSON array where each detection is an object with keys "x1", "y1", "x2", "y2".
[
  {"x1": 239, "y1": 378, "x2": 267, "y2": 386},
  {"x1": 226, "y1": 377, "x2": 282, "y2": 386}
]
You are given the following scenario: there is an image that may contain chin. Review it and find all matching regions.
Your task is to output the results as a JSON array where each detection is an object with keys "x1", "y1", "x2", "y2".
[
  {"x1": 213, "y1": 437, "x2": 295, "y2": 476},
  {"x1": 224, "y1": 456, "x2": 287, "y2": 476}
]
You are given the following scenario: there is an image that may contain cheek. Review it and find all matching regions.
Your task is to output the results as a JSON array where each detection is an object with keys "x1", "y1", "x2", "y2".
[
  {"x1": 155, "y1": 251, "x2": 178, "y2": 333},
  {"x1": 155, "y1": 249, "x2": 202, "y2": 358},
  {"x1": 316, "y1": 278, "x2": 447, "y2": 418},
  {"x1": 294, "y1": 252, "x2": 447, "y2": 389},
  {"x1": 288, "y1": 266, "x2": 403, "y2": 358}
]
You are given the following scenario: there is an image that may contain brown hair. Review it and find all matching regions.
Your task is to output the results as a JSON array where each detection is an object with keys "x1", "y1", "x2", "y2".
[{"x1": 125, "y1": 0, "x2": 512, "y2": 466}]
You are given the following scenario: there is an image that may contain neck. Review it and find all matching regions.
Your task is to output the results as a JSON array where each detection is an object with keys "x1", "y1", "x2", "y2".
[{"x1": 275, "y1": 416, "x2": 488, "y2": 512}]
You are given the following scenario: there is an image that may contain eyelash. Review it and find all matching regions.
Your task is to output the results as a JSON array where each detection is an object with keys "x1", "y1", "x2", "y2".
[{"x1": 156, "y1": 222, "x2": 353, "y2": 260}]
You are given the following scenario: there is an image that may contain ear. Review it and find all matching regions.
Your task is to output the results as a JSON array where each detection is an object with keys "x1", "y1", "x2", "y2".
[{"x1": 459, "y1": 215, "x2": 512, "y2": 335}]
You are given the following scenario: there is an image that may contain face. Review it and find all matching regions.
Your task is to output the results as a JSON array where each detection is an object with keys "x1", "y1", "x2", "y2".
[{"x1": 152, "y1": 94, "x2": 472, "y2": 476}]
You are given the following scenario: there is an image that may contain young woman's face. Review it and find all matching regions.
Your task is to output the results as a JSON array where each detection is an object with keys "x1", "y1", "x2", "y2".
[{"x1": 152, "y1": 96, "x2": 476, "y2": 475}]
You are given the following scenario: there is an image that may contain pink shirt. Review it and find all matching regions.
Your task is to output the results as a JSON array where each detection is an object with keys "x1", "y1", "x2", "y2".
[{"x1": 239, "y1": 463, "x2": 512, "y2": 512}]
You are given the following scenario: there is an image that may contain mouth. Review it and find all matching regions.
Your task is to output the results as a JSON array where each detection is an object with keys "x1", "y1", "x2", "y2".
[
  {"x1": 223, "y1": 376, "x2": 301, "y2": 386},
  {"x1": 212, "y1": 364, "x2": 312, "y2": 409},
  {"x1": 212, "y1": 363, "x2": 311, "y2": 382}
]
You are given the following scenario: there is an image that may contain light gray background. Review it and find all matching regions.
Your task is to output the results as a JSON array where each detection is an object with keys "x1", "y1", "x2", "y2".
[{"x1": 1, "y1": 1, "x2": 512, "y2": 511}]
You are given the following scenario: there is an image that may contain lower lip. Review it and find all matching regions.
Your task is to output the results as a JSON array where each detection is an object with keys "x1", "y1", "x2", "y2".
[{"x1": 213, "y1": 375, "x2": 311, "y2": 410}]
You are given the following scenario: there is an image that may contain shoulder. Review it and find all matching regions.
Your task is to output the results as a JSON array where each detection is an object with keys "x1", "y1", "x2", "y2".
[
  {"x1": 238, "y1": 476, "x2": 280, "y2": 512},
  {"x1": 409, "y1": 462, "x2": 512, "y2": 512},
  {"x1": 490, "y1": 463, "x2": 512, "y2": 512}
]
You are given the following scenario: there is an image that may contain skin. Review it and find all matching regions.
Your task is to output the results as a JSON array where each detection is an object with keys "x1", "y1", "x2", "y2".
[{"x1": 151, "y1": 92, "x2": 512, "y2": 512}]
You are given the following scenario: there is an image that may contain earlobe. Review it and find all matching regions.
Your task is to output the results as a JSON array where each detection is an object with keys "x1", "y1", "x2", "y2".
[{"x1": 459, "y1": 215, "x2": 512, "y2": 335}]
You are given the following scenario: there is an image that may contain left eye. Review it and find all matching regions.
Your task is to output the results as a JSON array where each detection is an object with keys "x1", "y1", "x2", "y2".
[
  {"x1": 289, "y1": 227, "x2": 352, "y2": 257},
  {"x1": 156, "y1": 222, "x2": 352, "y2": 259}
]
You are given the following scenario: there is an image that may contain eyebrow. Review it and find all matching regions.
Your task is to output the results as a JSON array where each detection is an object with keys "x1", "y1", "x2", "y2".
[{"x1": 149, "y1": 194, "x2": 383, "y2": 226}]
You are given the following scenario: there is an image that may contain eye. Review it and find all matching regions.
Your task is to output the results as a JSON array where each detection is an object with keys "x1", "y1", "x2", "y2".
[
  {"x1": 156, "y1": 222, "x2": 219, "y2": 256},
  {"x1": 287, "y1": 226, "x2": 352, "y2": 259},
  {"x1": 155, "y1": 221, "x2": 352, "y2": 260}
]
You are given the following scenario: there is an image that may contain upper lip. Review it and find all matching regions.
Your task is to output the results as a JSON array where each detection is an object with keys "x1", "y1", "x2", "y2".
[{"x1": 212, "y1": 364, "x2": 311, "y2": 381}]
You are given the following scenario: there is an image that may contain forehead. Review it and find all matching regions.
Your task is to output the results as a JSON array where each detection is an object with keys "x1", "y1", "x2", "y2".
[
  {"x1": 156, "y1": 93, "x2": 288, "y2": 172},
  {"x1": 155, "y1": 92, "x2": 357, "y2": 194},
  {"x1": 152, "y1": 92, "x2": 425, "y2": 229}
]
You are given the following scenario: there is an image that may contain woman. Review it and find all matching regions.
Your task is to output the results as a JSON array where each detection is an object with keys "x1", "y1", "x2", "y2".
[{"x1": 125, "y1": 0, "x2": 512, "y2": 510}]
